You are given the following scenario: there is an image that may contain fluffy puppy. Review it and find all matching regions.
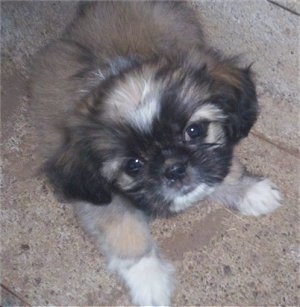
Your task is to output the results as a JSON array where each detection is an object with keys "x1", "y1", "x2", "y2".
[{"x1": 31, "y1": 2, "x2": 282, "y2": 305}]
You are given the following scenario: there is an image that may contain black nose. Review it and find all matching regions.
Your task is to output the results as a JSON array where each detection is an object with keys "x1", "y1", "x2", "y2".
[{"x1": 165, "y1": 162, "x2": 186, "y2": 181}]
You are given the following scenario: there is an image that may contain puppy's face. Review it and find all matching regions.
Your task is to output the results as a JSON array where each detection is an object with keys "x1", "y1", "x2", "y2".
[
  {"x1": 46, "y1": 55, "x2": 258, "y2": 216},
  {"x1": 98, "y1": 63, "x2": 232, "y2": 215}
]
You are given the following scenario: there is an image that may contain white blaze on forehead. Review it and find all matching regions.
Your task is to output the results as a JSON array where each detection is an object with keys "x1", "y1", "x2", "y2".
[
  {"x1": 104, "y1": 69, "x2": 161, "y2": 132},
  {"x1": 127, "y1": 83, "x2": 161, "y2": 132}
]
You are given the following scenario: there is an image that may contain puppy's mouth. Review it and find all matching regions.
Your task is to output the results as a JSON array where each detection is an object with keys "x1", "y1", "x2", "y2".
[
  {"x1": 162, "y1": 170, "x2": 215, "y2": 212},
  {"x1": 163, "y1": 167, "x2": 199, "y2": 195},
  {"x1": 168, "y1": 182, "x2": 215, "y2": 213},
  {"x1": 166, "y1": 177, "x2": 196, "y2": 195}
]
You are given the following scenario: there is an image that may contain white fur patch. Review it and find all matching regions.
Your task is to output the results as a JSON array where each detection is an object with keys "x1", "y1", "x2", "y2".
[
  {"x1": 189, "y1": 104, "x2": 226, "y2": 122},
  {"x1": 104, "y1": 68, "x2": 161, "y2": 133},
  {"x1": 205, "y1": 122, "x2": 224, "y2": 144},
  {"x1": 127, "y1": 91, "x2": 161, "y2": 133},
  {"x1": 101, "y1": 160, "x2": 121, "y2": 180},
  {"x1": 170, "y1": 184, "x2": 215, "y2": 212},
  {"x1": 109, "y1": 251, "x2": 174, "y2": 306},
  {"x1": 238, "y1": 179, "x2": 282, "y2": 216}
]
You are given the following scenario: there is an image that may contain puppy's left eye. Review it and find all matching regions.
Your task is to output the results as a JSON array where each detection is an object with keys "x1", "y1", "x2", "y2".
[
  {"x1": 185, "y1": 122, "x2": 208, "y2": 142},
  {"x1": 125, "y1": 158, "x2": 143, "y2": 175}
]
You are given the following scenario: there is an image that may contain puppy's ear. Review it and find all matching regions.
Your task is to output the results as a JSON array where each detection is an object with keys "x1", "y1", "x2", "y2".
[
  {"x1": 44, "y1": 140, "x2": 112, "y2": 205},
  {"x1": 210, "y1": 60, "x2": 258, "y2": 144}
]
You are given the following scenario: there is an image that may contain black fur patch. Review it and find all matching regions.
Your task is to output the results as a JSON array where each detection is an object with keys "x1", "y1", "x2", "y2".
[
  {"x1": 44, "y1": 137, "x2": 112, "y2": 205},
  {"x1": 212, "y1": 66, "x2": 258, "y2": 144}
]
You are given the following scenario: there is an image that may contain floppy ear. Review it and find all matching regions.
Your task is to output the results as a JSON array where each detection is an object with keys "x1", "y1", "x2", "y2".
[
  {"x1": 44, "y1": 139, "x2": 112, "y2": 205},
  {"x1": 211, "y1": 61, "x2": 258, "y2": 144}
]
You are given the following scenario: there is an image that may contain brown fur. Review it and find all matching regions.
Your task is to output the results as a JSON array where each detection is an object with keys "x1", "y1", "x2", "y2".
[
  {"x1": 74, "y1": 196, "x2": 153, "y2": 259},
  {"x1": 66, "y1": 2, "x2": 205, "y2": 62},
  {"x1": 31, "y1": 2, "x2": 206, "y2": 160},
  {"x1": 30, "y1": 2, "x2": 280, "y2": 305}
]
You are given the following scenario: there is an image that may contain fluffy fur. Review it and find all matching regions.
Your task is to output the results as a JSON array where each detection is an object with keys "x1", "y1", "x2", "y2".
[{"x1": 31, "y1": 2, "x2": 282, "y2": 305}]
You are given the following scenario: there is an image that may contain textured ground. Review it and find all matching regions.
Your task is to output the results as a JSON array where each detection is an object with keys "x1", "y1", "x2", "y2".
[{"x1": 1, "y1": 1, "x2": 299, "y2": 306}]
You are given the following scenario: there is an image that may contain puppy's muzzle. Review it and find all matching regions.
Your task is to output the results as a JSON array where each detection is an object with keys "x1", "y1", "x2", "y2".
[{"x1": 164, "y1": 162, "x2": 186, "y2": 181}]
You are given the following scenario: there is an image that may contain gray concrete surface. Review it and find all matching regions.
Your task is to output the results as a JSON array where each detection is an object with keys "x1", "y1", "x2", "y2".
[{"x1": 1, "y1": 1, "x2": 299, "y2": 306}]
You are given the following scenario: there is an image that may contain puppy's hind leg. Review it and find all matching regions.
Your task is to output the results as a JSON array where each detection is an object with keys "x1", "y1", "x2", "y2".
[
  {"x1": 209, "y1": 158, "x2": 282, "y2": 216},
  {"x1": 74, "y1": 195, "x2": 174, "y2": 306}
]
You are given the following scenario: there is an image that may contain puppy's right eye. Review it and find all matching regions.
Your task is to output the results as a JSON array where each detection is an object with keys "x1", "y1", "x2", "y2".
[
  {"x1": 125, "y1": 158, "x2": 143, "y2": 175},
  {"x1": 184, "y1": 121, "x2": 208, "y2": 142}
]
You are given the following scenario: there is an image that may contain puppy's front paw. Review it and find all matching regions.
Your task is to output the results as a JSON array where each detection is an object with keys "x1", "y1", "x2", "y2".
[
  {"x1": 238, "y1": 179, "x2": 282, "y2": 216},
  {"x1": 120, "y1": 252, "x2": 174, "y2": 306}
]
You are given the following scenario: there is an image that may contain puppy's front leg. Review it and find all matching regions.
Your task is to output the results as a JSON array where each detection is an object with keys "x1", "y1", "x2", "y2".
[
  {"x1": 74, "y1": 196, "x2": 174, "y2": 306},
  {"x1": 209, "y1": 158, "x2": 282, "y2": 216}
]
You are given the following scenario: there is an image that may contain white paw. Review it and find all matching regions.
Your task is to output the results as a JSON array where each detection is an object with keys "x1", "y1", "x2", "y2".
[
  {"x1": 238, "y1": 179, "x2": 282, "y2": 216},
  {"x1": 112, "y1": 251, "x2": 174, "y2": 306}
]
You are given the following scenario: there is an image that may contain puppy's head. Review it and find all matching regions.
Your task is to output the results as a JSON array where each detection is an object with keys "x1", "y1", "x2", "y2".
[{"x1": 46, "y1": 51, "x2": 258, "y2": 216}]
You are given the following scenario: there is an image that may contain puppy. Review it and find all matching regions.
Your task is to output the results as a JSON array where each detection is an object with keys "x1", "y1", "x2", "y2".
[{"x1": 31, "y1": 2, "x2": 282, "y2": 305}]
